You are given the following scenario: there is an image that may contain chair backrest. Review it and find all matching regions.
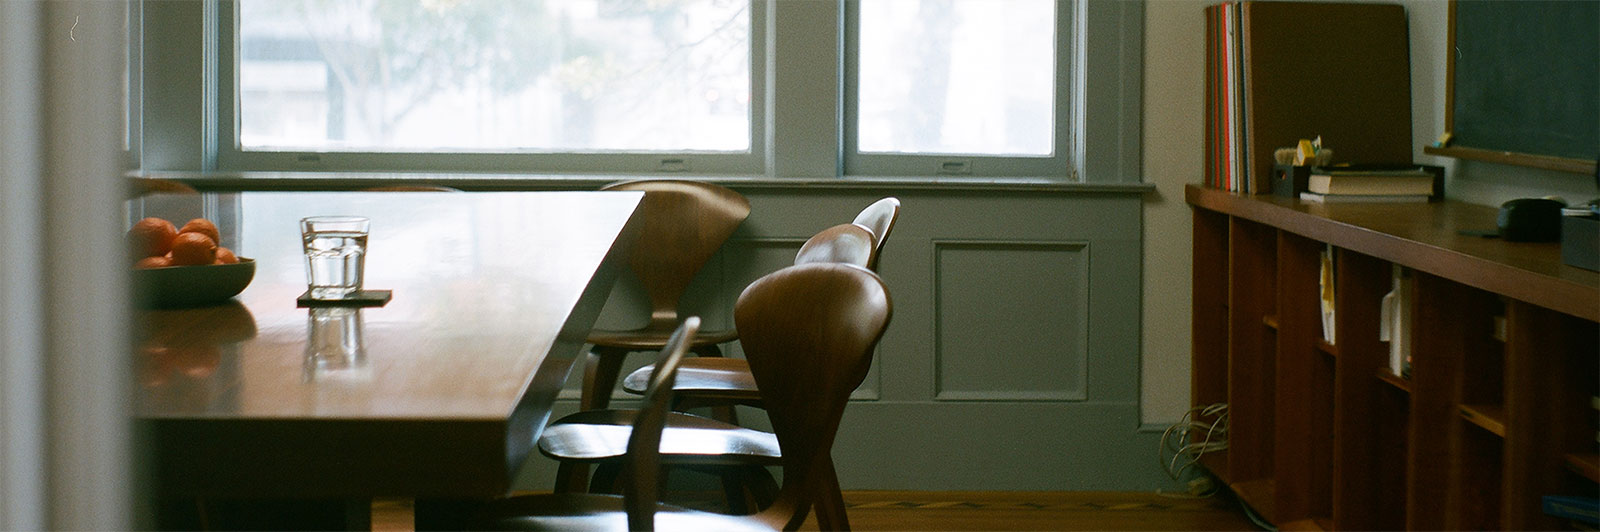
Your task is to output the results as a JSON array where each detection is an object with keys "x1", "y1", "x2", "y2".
[
  {"x1": 850, "y1": 197, "x2": 900, "y2": 271},
  {"x1": 735, "y1": 263, "x2": 891, "y2": 530},
  {"x1": 602, "y1": 180, "x2": 751, "y2": 329},
  {"x1": 793, "y1": 223, "x2": 875, "y2": 268},
  {"x1": 622, "y1": 316, "x2": 699, "y2": 531}
]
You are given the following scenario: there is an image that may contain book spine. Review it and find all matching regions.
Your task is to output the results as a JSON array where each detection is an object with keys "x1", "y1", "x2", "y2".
[
  {"x1": 1223, "y1": 2, "x2": 1240, "y2": 192},
  {"x1": 1236, "y1": 0, "x2": 1252, "y2": 194},
  {"x1": 1204, "y1": 4, "x2": 1218, "y2": 189}
]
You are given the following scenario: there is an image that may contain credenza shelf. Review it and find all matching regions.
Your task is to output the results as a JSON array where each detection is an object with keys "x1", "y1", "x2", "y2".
[
  {"x1": 1459, "y1": 404, "x2": 1508, "y2": 437},
  {"x1": 1376, "y1": 370, "x2": 1411, "y2": 394},
  {"x1": 1187, "y1": 185, "x2": 1599, "y2": 531}
]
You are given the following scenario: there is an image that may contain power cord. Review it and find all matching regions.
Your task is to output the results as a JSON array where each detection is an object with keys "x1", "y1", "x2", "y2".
[{"x1": 1157, "y1": 403, "x2": 1229, "y2": 490}]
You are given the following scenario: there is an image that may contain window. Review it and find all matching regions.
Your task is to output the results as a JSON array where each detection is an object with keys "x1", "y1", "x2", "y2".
[
  {"x1": 142, "y1": 0, "x2": 1140, "y2": 181},
  {"x1": 848, "y1": 0, "x2": 1067, "y2": 177},
  {"x1": 236, "y1": 0, "x2": 750, "y2": 153},
  {"x1": 222, "y1": 0, "x2": 765, "y2": 174}
]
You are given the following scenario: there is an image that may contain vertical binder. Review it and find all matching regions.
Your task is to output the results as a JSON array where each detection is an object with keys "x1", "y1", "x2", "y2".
[
  {"x1": 1238, "y1": 2, "x2": 1413, "y2": 194},
  {"x1": 1203, "y1": 2, "x2": 1414, "y2": 194}
]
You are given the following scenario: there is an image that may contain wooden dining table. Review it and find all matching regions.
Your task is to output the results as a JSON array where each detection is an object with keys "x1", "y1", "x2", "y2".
[{"x1": 133, "y1": 190, "x2": 643, "y2": 529}]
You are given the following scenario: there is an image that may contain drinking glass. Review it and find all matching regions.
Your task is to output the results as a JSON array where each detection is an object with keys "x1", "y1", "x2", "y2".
[{"x1": 300, "y1": 216, "x2": 369, "y2": 300}]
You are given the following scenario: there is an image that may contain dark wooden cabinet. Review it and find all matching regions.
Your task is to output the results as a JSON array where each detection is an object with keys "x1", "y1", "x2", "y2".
[{"x1": 1187, "y1": 185, "x2": 1599, "y2": 531}]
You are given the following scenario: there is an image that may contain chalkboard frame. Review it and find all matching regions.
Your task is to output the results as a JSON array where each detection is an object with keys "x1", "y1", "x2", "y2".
[{"x1": 1422, "y1": 0, "x2": 1599, "y2": 176}]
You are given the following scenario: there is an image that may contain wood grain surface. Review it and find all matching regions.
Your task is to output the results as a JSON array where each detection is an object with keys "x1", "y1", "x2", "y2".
[{"x1": 134, "y1": 191, "x2": 642, "y2": 499}]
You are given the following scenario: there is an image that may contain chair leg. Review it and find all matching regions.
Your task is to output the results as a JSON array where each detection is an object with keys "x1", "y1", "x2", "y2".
[
  {"x1": 741, "y1": 465, "x2": 779, "y2": 511},
  {"x1": 581, "y1": 347, "x2": 630, "y2": 411},
  {"x1": 688, "y1": 345, "x2": 740, "y2": 424},
  {"x1": 561, "y1": 348, "x2": 630, "y2": 494},
  {"x1": 553, "y1": 461, "x2": 588, "y2": 494},
  {"x1": 719, "y1": 469, "x2": 751, "y2": 515},
  {"x1": 590, "y1": 461, "x2": 625, "y2": 495},
  {"x1": 812, "y1": 460, "x2": 850, "y2": 531}
]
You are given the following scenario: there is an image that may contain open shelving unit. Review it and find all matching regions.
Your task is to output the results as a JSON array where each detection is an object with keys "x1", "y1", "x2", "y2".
[{"x1": 1187, "y1": 185, "x2": 1599, "y2": 531}]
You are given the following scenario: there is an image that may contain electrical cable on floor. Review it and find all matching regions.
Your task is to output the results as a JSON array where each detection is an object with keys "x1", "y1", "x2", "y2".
[{"x1": 1159, "y1": 404, "x2": 1229, "y2": 477}]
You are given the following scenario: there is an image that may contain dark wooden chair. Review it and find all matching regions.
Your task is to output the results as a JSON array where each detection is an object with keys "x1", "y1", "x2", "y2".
[
  {"x1": 580, "y1": 179, "x2": 750, "y2": 410},
  {"x1": 476, "y1": 317, "x2": 765, "y2": 531},
  {"x1": 849, "y1": 197, "x2": 900, "y2": 270},
  {"x1": 618, "y1": 222, "x2": 875, "y2": 405},
  {"x1": 560, "y1": 223, "x2": 874, "y2": 510},
  {"x1": 557, "y1": 179, "x2": 749, "y2": 492},
  {"x1": 793, "y1": 223, "x2": 876, "y2": 267},
  {"x1": 617, "y1": 198, "x2": 898, "y2": 405},
  {"x1": 533, "y1": 263, "x2": 892, "y2": 530}
]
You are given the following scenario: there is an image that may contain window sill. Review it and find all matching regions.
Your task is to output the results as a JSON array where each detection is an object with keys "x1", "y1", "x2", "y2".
[{"x1": 130, "y1": 170, "x2": 1157, "y2": 194}]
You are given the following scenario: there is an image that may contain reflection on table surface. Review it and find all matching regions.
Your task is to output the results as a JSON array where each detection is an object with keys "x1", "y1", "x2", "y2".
[{"x1": 132, "y1": 190, "x2": 642, "y2": 501}]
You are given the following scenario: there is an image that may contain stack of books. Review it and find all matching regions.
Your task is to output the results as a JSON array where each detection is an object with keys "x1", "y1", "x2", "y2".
[{"x1": 1298, "y1": 167, "x2": 1436, "y2": 203}]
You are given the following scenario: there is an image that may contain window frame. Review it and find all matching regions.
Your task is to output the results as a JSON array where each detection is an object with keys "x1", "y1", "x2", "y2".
[
  {"x1": 214, "y1": 0, "x2": 771, "y2": 176},
  {"x1": 842, "y1": 0, "x2": 1075, "y2": 179},
  {"x1": 138, "y1": 0, "x2": 1142, "y2": 183}
]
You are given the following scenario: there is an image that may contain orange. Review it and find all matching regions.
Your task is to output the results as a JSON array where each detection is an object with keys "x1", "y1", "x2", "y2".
[
  {"x1": 135, "y1": 255, "x2": 174, "y2": 269},
  {"x1": 169, "y1": 232, "x2": 217, "y2": 266},
  {"x1": 128, "y1": 217, "x2": 178, "y2": 258},
  {"x1": 214, "y1": 247, "x2": 239, "y2": 265},
  {"x1": 179, "y1": 218, "x2": 221, "y2": 246}
]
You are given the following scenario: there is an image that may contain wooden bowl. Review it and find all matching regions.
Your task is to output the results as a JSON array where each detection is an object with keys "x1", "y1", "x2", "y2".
[{"x1": 134, "y1": 258, "x2": 255, "y2": 308}]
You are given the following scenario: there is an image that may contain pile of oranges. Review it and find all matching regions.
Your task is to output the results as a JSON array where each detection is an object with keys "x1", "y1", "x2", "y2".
[{"x1": 129, "y1": 217, "x2": 240, "y2": 268}]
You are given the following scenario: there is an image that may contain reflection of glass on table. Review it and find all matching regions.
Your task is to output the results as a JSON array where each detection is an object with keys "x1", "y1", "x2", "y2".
[{"x1": 304, "y1": 307, "x2": 369, "y2": 382}]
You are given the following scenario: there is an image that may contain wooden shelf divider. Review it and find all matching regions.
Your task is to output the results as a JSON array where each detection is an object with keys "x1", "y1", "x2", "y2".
[{"x1": 1231, "y1": 478, "x2": 1278, "y2": 525}]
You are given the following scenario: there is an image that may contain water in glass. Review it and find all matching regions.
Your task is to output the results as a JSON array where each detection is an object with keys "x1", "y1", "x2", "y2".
[{"x1": 302, "y1": 229, "x2": 368, "y2": 299}]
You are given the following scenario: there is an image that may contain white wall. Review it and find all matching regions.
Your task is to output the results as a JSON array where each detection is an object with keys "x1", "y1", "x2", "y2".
[
  {"x1": 0, "y1": 1, "x2": 134, "y2": 529},
  {"x1": 1139, "y1": 0, "x2": 1205, "y2": 426},
  {"x1": 1138, "y1": 0, "x2": 1596, "y2": 426}
]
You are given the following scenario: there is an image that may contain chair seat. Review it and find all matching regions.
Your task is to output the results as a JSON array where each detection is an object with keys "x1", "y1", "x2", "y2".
[
  {"x1": 478, "y1": 493, "x2": 773, "y2": 531},
  {"x1": 587, "y1": 327, "x2": 738, "y2": 350},
  {"x1": 621, "y1": 357, "x2": 758, "y2": 402},
  {"x1": 538, "y1": 409, "x2": 780, "y2": 466}
]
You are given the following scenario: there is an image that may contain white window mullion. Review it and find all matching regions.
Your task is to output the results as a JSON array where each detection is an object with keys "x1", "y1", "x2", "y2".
[{"x1": 765, "y1": 0, "x2": 841, "y2": 178}]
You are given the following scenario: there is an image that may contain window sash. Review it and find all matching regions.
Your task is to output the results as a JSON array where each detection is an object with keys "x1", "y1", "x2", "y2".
[
  {"x1": 141, "y1": 0, "x2": 1140, "y2": 182},
  {"x1": 843, "y1": 0, "x2": 1075, "y2": 178},
  {"x1": 214, "y1": 0, "x2": 770, "y2": 175}
]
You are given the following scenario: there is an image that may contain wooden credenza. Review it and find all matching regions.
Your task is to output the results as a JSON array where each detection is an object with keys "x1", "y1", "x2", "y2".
[{"x1": 1186, "y1": 184, "x2": 1598, "y2": 531}]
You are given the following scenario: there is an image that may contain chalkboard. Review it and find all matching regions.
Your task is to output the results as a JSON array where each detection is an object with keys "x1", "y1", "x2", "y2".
[{"x1": 1447, "y1": 0, "x2": 1598, "y2": 164}]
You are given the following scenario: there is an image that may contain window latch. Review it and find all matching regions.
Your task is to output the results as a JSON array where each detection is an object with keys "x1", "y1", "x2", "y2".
[
  {"x1": 658, "y1": 158, "x2": 690, "y2": 172},
  {"x1": 938, "y1": 160, "x2": 972, "y2": 175}
]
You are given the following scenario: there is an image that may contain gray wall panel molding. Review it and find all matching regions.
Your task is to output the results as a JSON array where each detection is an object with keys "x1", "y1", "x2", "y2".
[{"x1": 931, "y1": 240, "x2": 1090, "y2": 402}]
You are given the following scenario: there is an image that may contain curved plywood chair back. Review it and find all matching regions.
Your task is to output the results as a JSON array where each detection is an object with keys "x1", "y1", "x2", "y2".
[
  {"x1": 621, "y1": 316, "x2": 699, "y2": 531},
  {"x1": 850, "y1": 197, "x2": 900, "y2": 270},
  {"x1": 602, "y1": 180, "x2": 751, "y2": 328},
  {"x1": 734, "y1": 263, "x2": 891, "y2": 528},
  {"x1": 793, "y1": 223, "x2": 875, "y2": 268}
]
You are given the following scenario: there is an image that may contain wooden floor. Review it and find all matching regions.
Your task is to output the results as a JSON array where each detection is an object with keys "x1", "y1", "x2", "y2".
[{"x1": 374, "y1": 490, "x2": 1261, "y2": 531}]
